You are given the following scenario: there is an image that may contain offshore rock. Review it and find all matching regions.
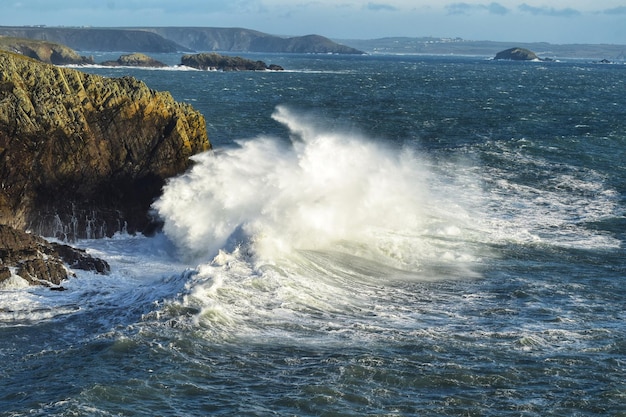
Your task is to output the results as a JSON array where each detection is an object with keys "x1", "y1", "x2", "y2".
[
  {"x1": 0, "y1": 35, "x2": 94, "y2": 65},
  {"x1": 494, "y1": 47, "x2": 542, "y2": 61},
  {"x1": 0, "y1": 224, "x2": 109, "y2": 288},
  {"x1": 0, "y1": 51, "x2": 210, "y2": 240},
  {"x1": 181, "y1": 53, "x2": 284, "y2": 71},
  {"x1": 100, "y1": 53, "x2": 167, "y2": 68}
]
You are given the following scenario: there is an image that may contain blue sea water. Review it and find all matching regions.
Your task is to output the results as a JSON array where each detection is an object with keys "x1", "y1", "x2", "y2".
[{"x1": 1, "y1": 53, "x2": 625, "y2": 416}]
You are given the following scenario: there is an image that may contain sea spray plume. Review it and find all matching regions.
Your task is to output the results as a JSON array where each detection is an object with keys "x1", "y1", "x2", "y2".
[{"x1": 153, "y1": 106, "x2": 478, "y2": 276}]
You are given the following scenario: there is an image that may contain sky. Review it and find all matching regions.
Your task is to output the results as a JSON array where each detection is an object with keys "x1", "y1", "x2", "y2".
[{"x1": 2, "y1": 0, "x2": 626, "y2": 44}]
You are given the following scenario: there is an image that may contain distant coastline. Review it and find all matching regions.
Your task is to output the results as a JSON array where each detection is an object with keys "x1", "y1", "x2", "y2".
[
  {"x1": 0, "y1": 26, "x2": 364, "y2": 55},
  {"x1": 1, "y1": 25, "x2": 624, "y2": 60},
  {"x1": 337, "y1": 37, "x2": 626, "y2": 60}
]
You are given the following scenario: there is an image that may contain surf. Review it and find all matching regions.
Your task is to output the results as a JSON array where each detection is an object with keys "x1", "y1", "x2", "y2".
[{"x1": 154, "y1": 106, "x2": 479, "y2": 273}]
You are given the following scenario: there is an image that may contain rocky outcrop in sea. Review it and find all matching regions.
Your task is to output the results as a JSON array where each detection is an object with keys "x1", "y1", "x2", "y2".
[
  {"x1": 0, "y1": 50, "x2": 210, "y2": 287},
  {"x1": 181, "y1": 53, "x2": 284, "y2": 71},
  {"x1": 494, "y1": 47, "x2": 543, "y2": 61},
  {"x1": 0, "y1": 225, "x2": 109, "y2": 288},
  {"x1": 100, "y1": 53, "x2": 167, "y2": 68},
  {"x1": 0, "y1": 51, "x2": 210, "y2": 240}
]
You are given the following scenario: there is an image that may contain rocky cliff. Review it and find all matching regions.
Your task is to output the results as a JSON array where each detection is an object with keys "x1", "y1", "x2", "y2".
[
  {"x1": 145, "y1": 28, "x2": 365, "y2": 54},
  {"x1": 0, "y1": 51, "x2": 210, "y2": 240},
  {"x1": 0, "y1": 35, "x2": 94, "y2": 65},
  {"x1": 0, "y1": 27, "x2": 188, "y2": 53},
  {"x1": 0, "y1": 26, "x2": 364, "y2": 55}
]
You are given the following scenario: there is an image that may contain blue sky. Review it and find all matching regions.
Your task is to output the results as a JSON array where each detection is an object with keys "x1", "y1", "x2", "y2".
[{"x1": 3, "y1": 1, "x2": 626, "y2": 44}]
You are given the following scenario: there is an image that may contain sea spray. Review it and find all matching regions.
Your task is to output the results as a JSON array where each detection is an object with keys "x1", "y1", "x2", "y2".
[{"x1": 153, "y1": 106, "x2": 477, "y2": 273}]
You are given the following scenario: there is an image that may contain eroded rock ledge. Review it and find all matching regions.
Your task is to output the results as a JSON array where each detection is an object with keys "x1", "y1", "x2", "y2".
[
  {"x1": 0, "y1": 225, "x2": 109, "y2": 288},
  {"x1": 0, "y1": 51, "x2": 210, "y2": 240}
]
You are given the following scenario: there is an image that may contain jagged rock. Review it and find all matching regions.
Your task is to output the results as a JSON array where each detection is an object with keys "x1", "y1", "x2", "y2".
[
  {"x1": 494, "y1": 47, "x2": 542, "y2": 61},
  {"x1": 101, "y1": 53, "x2": 167, "y2": 68},
  {"x1": 181, "y1": 53, "x2": 284, "y2": 71},
  {"x1": 0, "y1": 51, "x2": 210, "y2": 240},
  {"x1": 0, "y1": 224, "x2": 109, "y2": 287},
  {"x1": 0, "y1": 36, "x2": 93, "y2": 65}
]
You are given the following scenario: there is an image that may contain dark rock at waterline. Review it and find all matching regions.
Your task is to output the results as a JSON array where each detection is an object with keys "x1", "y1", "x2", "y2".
[
  {"x1": 0, "y1": 224, "x2": 109, "y2": 287},
  {"x1": 181, "y1": 52, "x2": 284, "y2": 71},
  {"x1": 0, "y1": 50, "x2": 210, "y2": 240}
]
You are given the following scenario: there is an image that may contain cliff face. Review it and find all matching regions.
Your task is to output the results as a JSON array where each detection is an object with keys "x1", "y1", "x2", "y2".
[
  {"x1": 147, "y1": 28, "x2": 365, "y2": 54},
  {"x1": 0, "y1": 27, "x2": 189, "y2": 53},
  {"x1": 0, "y1": 36, "x2": 94, "y2": 65},
  {"x1": 0, "y1": 26, "x2": 364, "y2": 55},
  {"x1": 0, "y1": 51, "x2": 210, "y2": 240}
]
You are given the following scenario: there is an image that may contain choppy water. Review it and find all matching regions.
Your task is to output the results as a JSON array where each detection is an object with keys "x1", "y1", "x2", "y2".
[{"x1": 1, "y1": 54, "x2": 625, "y2": 416}]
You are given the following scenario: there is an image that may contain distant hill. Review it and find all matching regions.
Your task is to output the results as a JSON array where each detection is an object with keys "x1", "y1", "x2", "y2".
[
  {"x1": 0, "y1": 27, "x2": 188, "y2": 53},
  {"x1": 338, "y1": 37, "x2": 626, "y2": 60},
  {"x1": 0, "y1": 36, "x2": 93, "y2": 64},
  {"x1": 0, "y1": 26, "x2": 363, "y2": 55},
  {"x1": 142, "y1": 27, "x2": 364, "y2": 54}
]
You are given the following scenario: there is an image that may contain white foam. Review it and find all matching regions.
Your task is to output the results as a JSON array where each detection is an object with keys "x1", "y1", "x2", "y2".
[{"x1": 154, "y1": 105, "x2": 480, "y2": 274}]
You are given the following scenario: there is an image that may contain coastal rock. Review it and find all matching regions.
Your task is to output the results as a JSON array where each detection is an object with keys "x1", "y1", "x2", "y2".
[
  {"x1": 0, "y1": 36, "x2": 94, "y2": 65},
  {"x1": 0, "y1": 51, "x2": 210, "y2": 240},
  {"x1": 494, "y1": 47, "x2": 541, "y2": 61},
  {"x1": 0, "y1": 224, "x2": 109, "y2": 288},
  {"x1": 100, "y1": 53, "x2": 167, "y2": 68},
  {"x1": 181, "y1": 53, "x2": 284, "y2": 71}
]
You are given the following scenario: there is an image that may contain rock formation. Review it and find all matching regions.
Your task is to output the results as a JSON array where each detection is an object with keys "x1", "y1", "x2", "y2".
[
  {"x1": 0, "y1": 50, "x2": 210, "y2": 240},
  {"x1": 181, "y1": 52, "x2": 284, "y2": 71},
  {"x1": 100, "y1": 53, "x2": 167, "y2": 68},
  {"x1": 494, "y1": 47, "x2": 542, "y2": 61},
  {"x1": 0, "y1": 35, "x2": 94, "y2": 65},
  {"x1": 0, "y1": 224, "x2": 109, "y2": 288}
]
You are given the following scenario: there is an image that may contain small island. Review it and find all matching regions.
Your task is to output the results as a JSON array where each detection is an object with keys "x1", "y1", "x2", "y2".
[
  {"x1": 181, "y1": 52, "x2": 284, "y2": 71},
  {"x1": 494, "y1": 47, "x2": 544, "y2": 61},
  {"x1": 100, "y1": 52, "x2": 167, "y2": 68}
]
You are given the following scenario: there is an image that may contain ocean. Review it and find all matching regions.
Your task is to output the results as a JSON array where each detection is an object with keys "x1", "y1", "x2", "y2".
[{"x1": 1, "y1": 53, "x2": 625, "y2": 416}]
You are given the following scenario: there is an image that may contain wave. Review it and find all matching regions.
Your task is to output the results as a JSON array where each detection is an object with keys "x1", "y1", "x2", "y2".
[
  {"x1": 154, "y1": 105, "x2": 480, "y2": 273},
  {"x1": 63, "y1": 64, "x2": 201, "y2": 71},
  {"x1": 149, "y1": 105, "x2": 486, "y2": 337}
]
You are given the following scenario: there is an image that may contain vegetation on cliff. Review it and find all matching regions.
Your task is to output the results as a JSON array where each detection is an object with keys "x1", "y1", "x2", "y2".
[{"x1": 0, "y1": 51, "x2": 210, "y2": 241}]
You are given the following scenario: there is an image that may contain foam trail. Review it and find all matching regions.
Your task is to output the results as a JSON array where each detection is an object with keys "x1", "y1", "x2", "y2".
[{"x1": 153, "y1": 106, "x2": 477, "y2": 274}]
